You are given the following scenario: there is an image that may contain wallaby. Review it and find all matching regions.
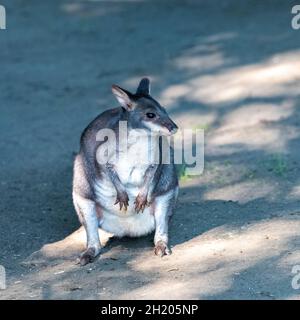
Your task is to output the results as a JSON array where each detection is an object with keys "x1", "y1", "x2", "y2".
[{"x1": 72, "y1": 78, "x2": 179, "y2": 265}]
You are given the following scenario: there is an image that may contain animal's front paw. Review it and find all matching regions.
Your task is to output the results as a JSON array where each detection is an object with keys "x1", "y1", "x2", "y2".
[
  {"x1": 78, "y1": 247, "x2": 97, "y2": 266},
  {"x1": 154, "y1": 240, "x2": 171, "y2": 257},
  {"x1": 134, "y1": 193, "x2": 150, "y2": 213},
  {"x1": 114, "y1": 191, "x2": 129, "y2": 211}
]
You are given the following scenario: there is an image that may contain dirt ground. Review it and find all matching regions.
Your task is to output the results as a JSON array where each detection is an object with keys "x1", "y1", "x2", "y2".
[{"x1": 1, "y1": 0, "x2": 300, "y2": 299}]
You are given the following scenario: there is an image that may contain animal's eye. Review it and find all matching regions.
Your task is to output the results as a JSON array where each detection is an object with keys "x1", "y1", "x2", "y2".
[{"x1": 146, "y1": 112, "x2": 156, "y2": 119}]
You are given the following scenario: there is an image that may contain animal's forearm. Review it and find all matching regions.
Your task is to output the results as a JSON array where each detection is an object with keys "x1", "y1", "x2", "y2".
[
  {"x1": 105, "y1": 163, "x2": 126, "y2": 194},
  {"x1": 141, "y1": 164, "x2": 160, "y2": 197}
]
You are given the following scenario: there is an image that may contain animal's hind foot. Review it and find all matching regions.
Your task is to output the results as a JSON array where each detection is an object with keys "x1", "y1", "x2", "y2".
[
  {"x1": 77, "y1": 247, "x2": 99, "y2": 266},
  {"x1": 154, "y1": 240, "x2": 171, "y2": 257}
]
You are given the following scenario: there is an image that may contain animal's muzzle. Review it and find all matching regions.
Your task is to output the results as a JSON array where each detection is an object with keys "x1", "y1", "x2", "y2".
[{"x1": 166, "y1": 119, "x2": 178, "y2": 135}]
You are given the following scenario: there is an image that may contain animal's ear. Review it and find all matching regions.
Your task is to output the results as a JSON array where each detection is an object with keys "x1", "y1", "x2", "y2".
[
  {"x1": 111, "y1": 85, "x2": 135, "y2": 110},
  {"x1": 136, "y1": 77, "x2": 150, "y2": 96}
]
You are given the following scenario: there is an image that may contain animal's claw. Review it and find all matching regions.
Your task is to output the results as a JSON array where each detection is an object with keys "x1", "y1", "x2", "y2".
[
  {"x1": 114, "y1": 192, "x2": 129, "y2": 212},
  {"x1": 134, "y1": 194, "x2": 150, "y2": 213}
]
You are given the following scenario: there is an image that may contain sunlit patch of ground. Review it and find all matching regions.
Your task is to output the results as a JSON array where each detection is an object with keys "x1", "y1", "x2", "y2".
[
  {"x1": 3, "y1": 216, "x2": 300, "y2": 300},
  {"x1": 160, "y1": 50, "x2": 300, "y2": 107},
  {"x1": 124, "y1": 218, "x2": 300, "y2": 299}
]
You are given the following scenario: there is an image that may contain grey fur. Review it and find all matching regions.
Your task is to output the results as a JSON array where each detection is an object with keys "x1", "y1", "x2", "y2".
[{"x1": 72, "y1": 78, "x2": 179, "y2": 265}]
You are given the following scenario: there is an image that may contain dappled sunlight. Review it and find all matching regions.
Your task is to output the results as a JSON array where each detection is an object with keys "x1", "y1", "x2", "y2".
[
  {"x1": 204, "y1": 101, "x2": 299, "y2": 153},
  {"x1": 286, "y1": 294, "x2": 300, "y2": 300},
  {"x1": 160, "y1": 50, "x2": 300, "y2": 107},
  {"x1": 207, "y1": 100, "x2": 299, "y2": 153},
  {"x1": 220, "y1": 101, "x2": 294, "y2": 131},
  {"x1": 3, "y1": 0, "x2": 300, "y2": 300},
  {"x1": 174, "y1": 110, "x2": 216, "y2": 129},
  {"x1": 120, "y1": 269, "x2": 232, "y2": 300},
  {"x1": 12, "y1": 37, "x2": 300, "y2": 300},
  {"x1": 60, "y1": 0, "x2": 151, "y2": 22},
  {"x1": 61, "y1": 1, "x2": 123, "y2": 17},
  {"x1": 288, "y1": 185, "x2": 300, "y2": 200},
  {"x1": 9, "y1": 217, "x2": 299, "y2": 299},
  {"x1": 22, "y1": 227, "x2": 112, "y2": 264},
  {"x1": 124, "y1": 218, "x2": 300, "y2": 299},
  {"x1": 201, "y1": 32, "x2": 237, "y2": 44},
  {"x1": 203, "y1": 180, "x2": 276, "y2": 204},
  {"x1": 174, "y1": 51, "x2": 231, "y2": 73},
  {"x1": 159, "y1": 84, "x2": 191, "y2": 108},
  {"x1": 156, "y1": 48, "x2": 300, "y2": 156},
  {"x1": 2, "y1": 197, "x2": 298, "y2": 300},
  {"x1": 209, "y1": 123, "x2": 298, "y2": 153}
]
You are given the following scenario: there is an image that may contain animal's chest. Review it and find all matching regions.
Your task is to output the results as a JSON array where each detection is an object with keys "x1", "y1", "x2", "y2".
[
  {"x1": 94, "y1": 131, "x2": 158, "y2": 237},
  {"x1": 113, "y1": 131, "x2": 158, "y2": 187}
]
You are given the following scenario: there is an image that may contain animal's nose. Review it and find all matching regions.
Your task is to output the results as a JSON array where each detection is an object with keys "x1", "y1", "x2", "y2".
[
  {"x1": 168, "y1": 121, "x2": 178, "y2": 134},
  {"x1": 170, "y1": 127, "x2": 178, "y2": 134}
]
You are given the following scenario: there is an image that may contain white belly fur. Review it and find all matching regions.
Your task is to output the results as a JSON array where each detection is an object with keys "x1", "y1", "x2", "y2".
[
  {"x1": 95, "y1": 130, "x2": 158, "y2": 237},
  {"x1": 95, "y1": 180, "x2": 155, "y2": 237},
  {"x1": 101, "y1": 207, "x2": 155, "y2": 238}
]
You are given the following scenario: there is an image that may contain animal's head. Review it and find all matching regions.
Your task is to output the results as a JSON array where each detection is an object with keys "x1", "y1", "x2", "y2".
[{"x1": 112, "y1": 78, "x2": 178, "y2": 136}]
